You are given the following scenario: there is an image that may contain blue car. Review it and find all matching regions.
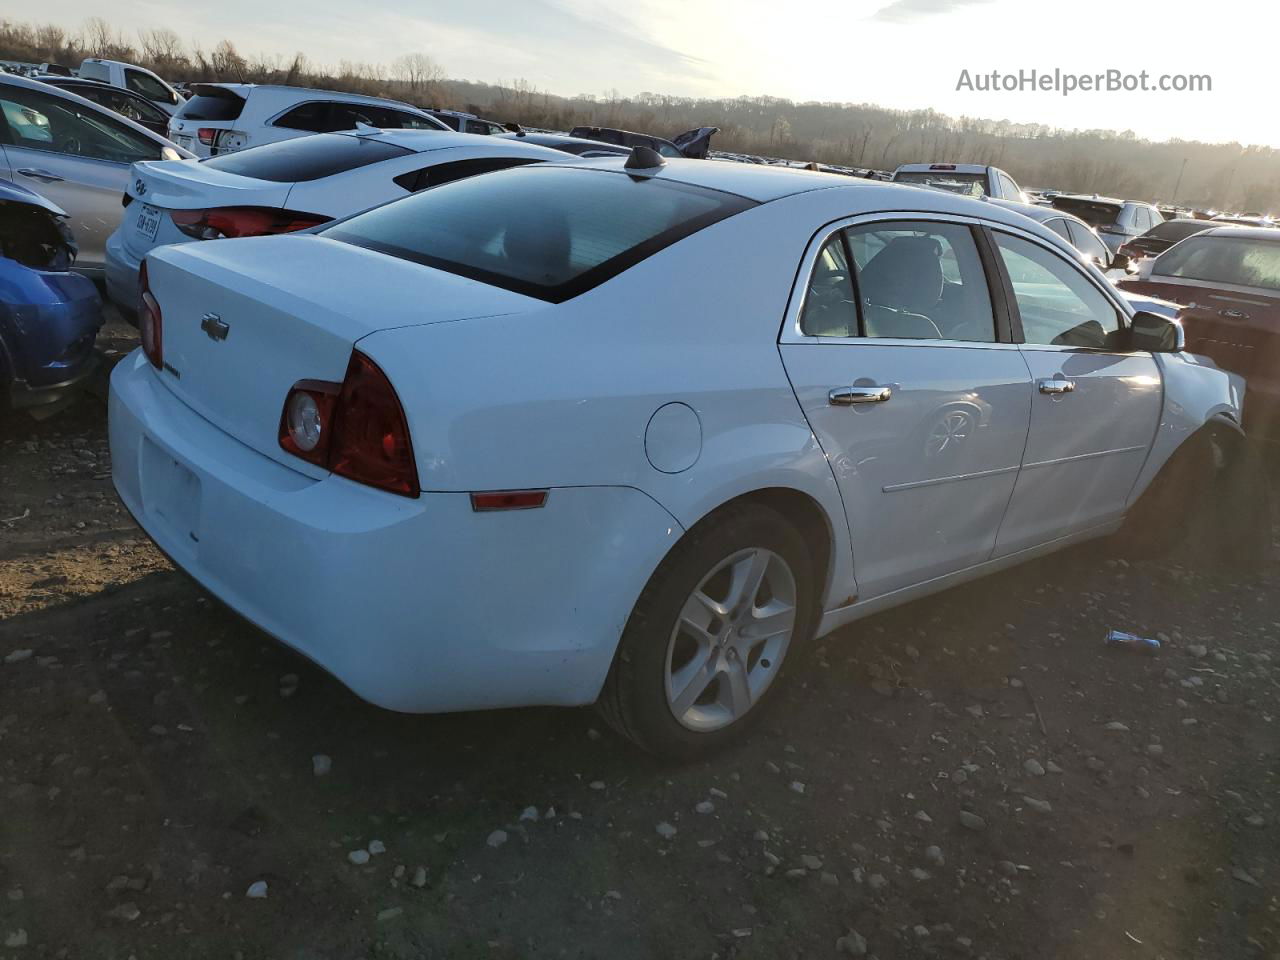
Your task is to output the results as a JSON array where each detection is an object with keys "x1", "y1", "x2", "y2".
[{"x1": 0, "y1": 181, "x2": 103, "y2": 415}]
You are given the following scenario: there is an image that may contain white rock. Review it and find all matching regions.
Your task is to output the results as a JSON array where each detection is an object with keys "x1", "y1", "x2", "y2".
[
  {"x1": 800, "y1": 854, "x2": 823, "y2": 870},
  {"x1": 588, "y1": 780, "x2": 605, "y2": 790},
  {"x1": 1104, "y1": 721, "x2": 1129, "y2": 731},
  {"x1": 368, "y1": 839, "x2": 386, "y2": 855},
  {"x1": 925, "y1": 845, "x2": 944, "y2": 865},
  {"x1": 655, "y1": 821, "x2": 677, "y2": 839},
  {"x1": 914, "y1": 810, "x2": 933, "y2": 823},
  {"x1": 1022, "y1": 796, "x2": 1053, "y2": 814},
  {"x1": 245, "y1": 880, "x2": 268, "y2": 899},
  {"x1": 5, "y1": 930, "x2": 27, "y2": 948},
  {"x1": 789, "y1": 781, "x2": 806, "y2": 795},
  {"x1": 312, "y1": 754, "x2": 332, "y2": 777},
  {"x1": 4, "y1": 649, "x2": 33, "y2": 664},
  {"x1": 519, "y1": 806, "x2": 539, "y2": 822},
  {"x1": 348, "y1": 849, "x2": 371, "y2": 865},
  {"x1": 695, "y1": 800, "x2": 715, "y2": 814},
  {"x1": 486, "y1": 830, "x2": 508, "y2": 848},
  {"x1": 411, "y1": 866, "x2": 428, "y2": 888},
  {"x1": 1023, "y1": 759, "x2": 1046, "y2": 777}
]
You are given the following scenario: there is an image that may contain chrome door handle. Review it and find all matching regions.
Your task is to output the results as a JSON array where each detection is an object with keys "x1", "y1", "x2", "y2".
[
  {"x1": 1038, "y1": 378, "x2": 1075, "y2": 395},
  {"x1": 829, "y1": 385, "x2": 892, "y2": 405},
  {"x1": 17, "y1": 168, "x2": 64, "y2": 182}
]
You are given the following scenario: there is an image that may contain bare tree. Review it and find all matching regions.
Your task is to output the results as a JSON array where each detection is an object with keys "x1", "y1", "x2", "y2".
[{"x1": 138, "y1": 28, "x2": 184, "y2": 68}]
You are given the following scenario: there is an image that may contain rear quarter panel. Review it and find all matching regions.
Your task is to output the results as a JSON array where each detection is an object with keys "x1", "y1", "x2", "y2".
[{"x1": 358, "y1": 188, "x2": 860, "y2": 608}]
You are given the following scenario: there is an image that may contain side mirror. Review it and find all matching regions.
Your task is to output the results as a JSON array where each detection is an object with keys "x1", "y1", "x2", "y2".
[{"x1": 1128, "y1": 310, "x2": 1185, "y2": 353}]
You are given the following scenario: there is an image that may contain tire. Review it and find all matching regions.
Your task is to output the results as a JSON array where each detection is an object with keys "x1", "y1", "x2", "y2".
[{"x1": 598, "y1": 502, "x2": 818, "y2": 759}]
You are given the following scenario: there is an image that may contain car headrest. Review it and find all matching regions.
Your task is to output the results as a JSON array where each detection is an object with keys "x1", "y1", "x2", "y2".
[{"x1": 859, "y1": 236, "x2": 944, "y2": 315}]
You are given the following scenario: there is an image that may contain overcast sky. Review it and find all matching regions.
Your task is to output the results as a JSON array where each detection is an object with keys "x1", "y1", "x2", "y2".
[{"x1": 38, "y1": 0, "x2": 1280, "y2": 146}]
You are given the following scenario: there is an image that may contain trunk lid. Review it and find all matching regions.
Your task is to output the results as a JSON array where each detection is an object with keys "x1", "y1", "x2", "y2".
[
  {"x1": 1123, "y1": 277, "x2": 1280, "y2": 388},
  {"x1": 127, "y1": 158, "x2": 294, "y2": 211},
  {"x1": 145, "y1": 234, "x2": 540, "y2": 472}
]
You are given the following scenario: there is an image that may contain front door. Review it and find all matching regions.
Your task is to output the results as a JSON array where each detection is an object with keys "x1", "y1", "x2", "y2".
[
  {"x1": 0, "y1": 85, "x2": 161, "y2": 271},
  {"x1": 780, "y1": 217, "x2": 1033, "y2": 600},
  {"x1": 990, "y1": 230, "x2": 1162, "y2": 555}
]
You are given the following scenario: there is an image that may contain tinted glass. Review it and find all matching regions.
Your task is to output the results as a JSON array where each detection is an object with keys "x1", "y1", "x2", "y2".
[
  {"x1": 1149, "y1": 219, "x2": 1212, "y2": 242},
  {"x1": 95, "y1": 87, "x2": 166, "y2": 125},
  {"x1": 175, "y1": 89, "x2": 244, "y2": 121},
  {"x1": 1153, "y1": 236, "x2": 1280, "y2": 291},
  {"x1": 995, "y1": 233, "x2": 1122, "y2": 348},
  {"x1": 391, "y1": 156, "x2": 542, "y2": 192},
  {"x1": 846, "y1": 221, "x2": 996, "y2": 341},
  {"x1": 799, "y1": 236, "x2": 856, "y2": 337},
  {"x1": 1051, "y1": 198, "x2": 1122, "y2": 227},
  {"x1": 324, "y1": 165, "x2": 755, "y2": 302},
  {"x1": 275, "y1": 101, "x2": 330, "y2": 132},
  {"x1": 202, "y1": 134, "x2": 412, "y2": 182},
  {"x1": 1066, "y1": 221, "x2": 1110, "y2": 265},
  {"x1": 125, "y1": 69, "x2": 175, "y2": 104},
  {"x1": 0, "y1": 89, "x2": 160, "y2": 163},
  {"x1": 1045, "y1": 218, "x2": 1072, "y2": 240}
]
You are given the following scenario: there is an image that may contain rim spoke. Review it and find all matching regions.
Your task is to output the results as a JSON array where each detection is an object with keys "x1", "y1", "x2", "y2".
[
  {"x1": 690, "y1": 589, "x2": 729, "y2": 621},
  {"x1": 669, "y1": 648, "x2": 719, "y2": 718},
  {"x1": 678, "y1": 593, "x2": 718, "y2": 643},
  {"x1": 740, "y1": 602, "x2": 796, "y2": 645},
  {"x1": 726, "y1": 550, "x2": 770, "y2": 614},
  {"x1": 723, "y1": 658, "x2": 753, "y2": 718}
]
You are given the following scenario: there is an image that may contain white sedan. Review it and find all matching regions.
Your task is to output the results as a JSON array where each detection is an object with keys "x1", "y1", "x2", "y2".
[
  {"x1": 104, "y1": 129, "x2": 569, "y2": 314},
  {"x1": 108, "y1": 153, "x2": 1265, "y2": 757}
]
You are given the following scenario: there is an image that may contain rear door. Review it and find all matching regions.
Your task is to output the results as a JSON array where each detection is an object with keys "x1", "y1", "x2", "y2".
[
  {"x1": 0, "y1": 84, "x2": 162, "y2": 270},
  {"x1": 779, "y1": 215, "x2": 1033, "y2": 599},
  {"x1": 990, "y1": 229, "x2": 1162, "y2": 554}
]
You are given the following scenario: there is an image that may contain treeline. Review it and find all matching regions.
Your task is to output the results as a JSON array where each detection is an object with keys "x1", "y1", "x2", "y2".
[{"x1": 4, "y1": 17, "x2": 1279, "y2": 211}]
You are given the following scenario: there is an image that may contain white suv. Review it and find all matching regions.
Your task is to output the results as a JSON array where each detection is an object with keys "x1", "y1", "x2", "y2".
[{"x1": 167, "y1": 84, "x2": 449, "y2": 157}]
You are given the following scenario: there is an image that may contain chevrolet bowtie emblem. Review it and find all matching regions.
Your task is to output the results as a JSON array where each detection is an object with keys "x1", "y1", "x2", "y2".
[{"x1": 200, "y1": 313, "x2": 230, "y2": 341}]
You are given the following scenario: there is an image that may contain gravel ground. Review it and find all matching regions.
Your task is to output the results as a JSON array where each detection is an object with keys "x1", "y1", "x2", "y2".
[{"x1": 1, "y1": 331, "x2": 1278, "y2": 960}]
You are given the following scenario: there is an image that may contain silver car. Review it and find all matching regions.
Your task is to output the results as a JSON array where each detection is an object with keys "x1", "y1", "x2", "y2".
[{"x1": 0, "y1": 73, "x2": 193, "y2": 277}]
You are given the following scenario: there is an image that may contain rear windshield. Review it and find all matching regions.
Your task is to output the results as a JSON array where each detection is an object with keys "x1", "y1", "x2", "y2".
[
  {"x1": 323, "y1": 165, "x2": 755, "y2": 302},
  {"x1": 1147, "y1": 219, "x2": 1213, "y2": 242},
  {"x1": 1051, "y1": 198, "x2": 1122, "y2": 227},
  {"x1": 175, "y1": 89, "x2": 245, "y2": 122},
  {"x1": 1154, "y1": 235, "x2": 1280, "y2": 292},
  {"x1": 892, "y1": 171, "x2": 986, "y2": 197},
  {"x1": 201, "y1": 134, "x2": 412, "y2": 182}
]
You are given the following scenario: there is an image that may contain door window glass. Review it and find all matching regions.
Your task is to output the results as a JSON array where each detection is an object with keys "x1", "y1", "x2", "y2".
[
  {"x1": 125, "y1": 69, "x2": 176, "y2": 104},
  {"x1": 0, "y1": 91, "x2": 159, "y2": 162},
  {"x1": 798, "y1": 237, "x2": 856, "y2": 337},
  {"x1": 1066, "y1": 221, "x2": 1110, "y2": 267},
  {"x1": 995, "y1": 233, "x2": 1122, "y2": 348},
  {"x1": 847, "y1": 221, "x2": 996, "y2": 341}
]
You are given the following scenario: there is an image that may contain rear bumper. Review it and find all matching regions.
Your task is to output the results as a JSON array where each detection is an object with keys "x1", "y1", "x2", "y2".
[
  {"x1": 9, "y1": 354, "x2": 99, "y2": 410},
  {"x1": 104, "y1": 229, "x2": 141, "y2": 320},
  {"x1": 108, "y1": 352, "x2": 681, "y2": 713}
]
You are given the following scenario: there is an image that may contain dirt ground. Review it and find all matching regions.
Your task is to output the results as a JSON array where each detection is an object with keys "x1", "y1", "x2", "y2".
[{"x1": 1, "y1": 327, "x2": 1278, "y2": 960}]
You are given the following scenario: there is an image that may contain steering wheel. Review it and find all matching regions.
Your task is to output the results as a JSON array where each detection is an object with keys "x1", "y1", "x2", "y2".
[{"x1": 55, "y1": 135, "x2": 82, "y2": 155}]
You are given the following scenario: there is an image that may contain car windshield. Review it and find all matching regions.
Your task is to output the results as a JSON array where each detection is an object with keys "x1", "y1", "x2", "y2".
[
  {"x1": 893, "y1": 171, "x2": 987, "y2": 197},
  {"x1": 1051, "y1": 199, "x2": 1123, "y2": 227},
  {"x1": 323, "y1": 165, "x2": 755, "y2": 302},
  {"x1": 201, "y1": 134, "x2": 413, "y2": 182},
  {"x1": 1154, "y1": 235, "x2": 1280, "y2": 291}
]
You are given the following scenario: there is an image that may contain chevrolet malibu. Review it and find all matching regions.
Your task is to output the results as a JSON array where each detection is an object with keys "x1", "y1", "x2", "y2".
[{"x1": 109, "y1": 154, "x2": 1265, "y2": 757}]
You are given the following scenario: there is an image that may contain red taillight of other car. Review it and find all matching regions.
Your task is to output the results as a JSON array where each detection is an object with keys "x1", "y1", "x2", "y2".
[
  {"x1": 197, "y1": 127, "x2": 219, "y2": 146},
  {"x1": 170, "y1": 207, "x2": 331, "y2": 240},
  {"x1": 138, "y1": 260, "x2": 163, "y2": 370},
  {"x1": 278, "y1": 352, "x2": 419, "y2": 498}
]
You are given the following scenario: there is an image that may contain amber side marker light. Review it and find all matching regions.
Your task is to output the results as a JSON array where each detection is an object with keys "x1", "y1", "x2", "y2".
[{"x1": 470, "y1": 491, "x2": 549, "y2": 512}]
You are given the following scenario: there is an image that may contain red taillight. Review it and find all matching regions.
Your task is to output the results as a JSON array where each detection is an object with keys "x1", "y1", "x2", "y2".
[
  {"x1": 170, "y1": 207, "x2": 331, "y2": 240},
  {"x1": 197, "y1": 127, "x2": 218, "y2": 146},
  {"x1": 470, "y1": 491, "x2": 549, "y2": 512},
  {"x1": 278, "y1": 352, "x2": 419, "y2": 497},
  {"x1": 138, "y1": 260, "x2": 162, "y2": 370}
]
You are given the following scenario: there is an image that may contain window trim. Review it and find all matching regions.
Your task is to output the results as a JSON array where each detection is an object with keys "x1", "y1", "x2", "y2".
[
  {"x1": 781, "y1": 211, "x2": 1017, "y2": 349},
  {"x1": 986, "y1": 226, "x2": 1142, "y2": 355}
]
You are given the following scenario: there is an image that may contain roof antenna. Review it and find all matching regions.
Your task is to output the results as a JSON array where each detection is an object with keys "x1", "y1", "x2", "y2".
[
  {"x1": 353, "y1": 121, "x2": 381, "y2": 137},
  {"x1": 625, "y1": 145, "x2": 665, "y2": 173}
]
